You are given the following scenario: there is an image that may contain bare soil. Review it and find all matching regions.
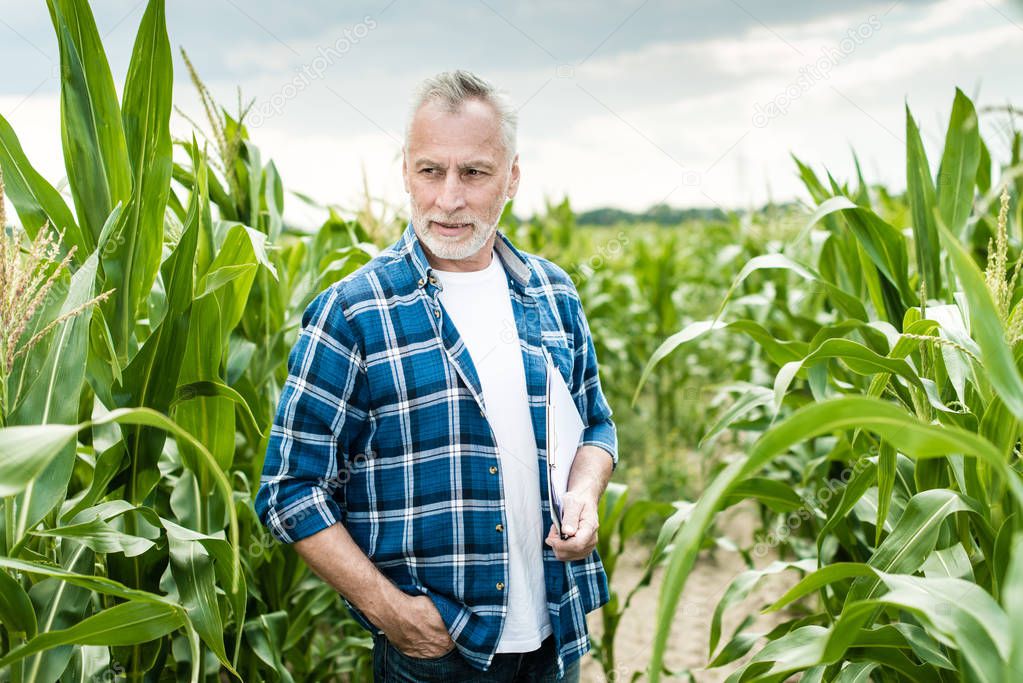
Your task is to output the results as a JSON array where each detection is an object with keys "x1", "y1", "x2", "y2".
[{"x1": 579, "y1": 502, "x2": 802, "y2": 682}]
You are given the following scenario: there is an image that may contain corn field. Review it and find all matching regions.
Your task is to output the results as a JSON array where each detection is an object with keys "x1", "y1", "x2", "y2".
[{"x1": 1, "y1": 1, "x2": 1023, "y2": 682}]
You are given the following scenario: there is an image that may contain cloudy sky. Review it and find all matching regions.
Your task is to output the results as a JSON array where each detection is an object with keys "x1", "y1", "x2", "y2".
[{"x1": 1, "y1": 0, "x2": 1021, "y2": 225}]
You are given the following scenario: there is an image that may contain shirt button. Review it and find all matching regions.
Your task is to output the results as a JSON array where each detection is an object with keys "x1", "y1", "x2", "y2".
[
  {"x1": 429, "y1": 276, "x2": 437, "y2": 285},
  {"x1": 495, "y1": 523, "x2": 504, "y2": 532},
  {"x1": 433, "y1": 309, "x2": 440, "y2": 318},
  {"x1": 489, "y1": 465, "x2": 498, "y2": 474},
  {"x1": 496, "y1": 582, "x2": 505, "y2": 591},
  {"x1": 417, "y1": 277, "x2": 425, "y2": 287}
]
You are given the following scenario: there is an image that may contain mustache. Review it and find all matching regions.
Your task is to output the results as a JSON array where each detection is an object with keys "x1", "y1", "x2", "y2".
[{"x1": 424, "y1": 215, "x2": 482, "y2": 229}]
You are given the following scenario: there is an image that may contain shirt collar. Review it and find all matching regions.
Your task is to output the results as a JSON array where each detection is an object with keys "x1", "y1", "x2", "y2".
[{"x1": 395, "y1": 220, "x2": 536, "y2": 292}]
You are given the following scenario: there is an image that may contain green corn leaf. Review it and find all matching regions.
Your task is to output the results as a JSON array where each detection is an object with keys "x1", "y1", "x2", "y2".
[
  {"x1": 633, "y1": 319, "x2": 808, "y2": 405},
  {"x1": 161, "y1": 518, "x2": 247, "y2": 666},
  {"x1": 742, "y1": 571, "x2": 1006, "y2": 682},
  {"x1": 792, "y1": 155, "x2": 831, "y2": 205},
  {"x1": 921, "y1": 543, "x2": 974, "y2": 580},
  {"x1": 710, "y1": 559, "x2": 816, "y2": 656},
  {"x1": 814, "y1": 458, "x2": 878, "y2": 560},
  {"x1": 938, "y1": 218, "x2": 1023, "y2": 420},
  {"x1": 0, "y1": 601, "x2": 184, "y2": 669},
  {"x1": 0, "y1": 556, "x2": 177, "y2": 607},
  {"x1": 714, "y1": 253, "x2": 868, "y2": 323},
  {"x1": 708, "y1": 615, "x2": 758, "y2": 668},
  {"x1": 0, "y1": 569, "x2": 37, "y2": 640},
  {"x1": 1003, "y1": 533, "x2": 1023, "y2": 680},
  {"x1": 244, "y1": 612, "x2": 296, "y2": 683},
  {"x1": 845, "y1": 488, "x2": 989, "y2": 604},
  {"x1": 832, "y1": 661, "x2": 877, "y2": 683},
  {"x1": 46, "y1": 0, "x2": 131, "y2": 243},
  {"x1": 721, "y1": 478, "x2": 805, "y2": 513},
  {"x1": 875, "y1": 441, "x2": 896, "y2": 546},
  {"x1": 699, "y1": 383, "x2": 774, "y2": 448},
  {"x1": 936, "y1": 88, "x2": 981, "y2": 238},
  {"x1": 0, "y1": 408, "x2": 241, "y2": 592},
  {"x1": 172, "y1": 379, "x2": 265, "y2": 442},
  {"x1": 847, "y1": 572, "x2": 1007, "y2": 682},
  {"x1": 0, "y1": 113, "x2": 87, "y2": 257},
  {"x1": 764, "y1": 562, "x2": 875, "y2": 614},
  {"x1": 32, "y1": 516, "x2": 155, "y2": 558},
  {"x1": 102, "y1": 0, "x2": 173, "y2": 358},
  {"x1": 906, "y1": 103, "x2": 942, "y2": 295},
  {"x1": 647, "y1": 396, "x2": 1023, "y2": 682},
  {"x1": 22, "y1": 545, "x2": 95, "y2": 683},
  {"x1": 165, "y1": 524, "x2": 234, "y2": 675},
  {"x1": 8, "y1": 247, "x2": 100, "y2": 546},
  {"x1": 772, "y1": 338, "x2": 926, "y2": 416},
  {"x1": 0, "y1": 424, "x2": 80, "y2": 497}
]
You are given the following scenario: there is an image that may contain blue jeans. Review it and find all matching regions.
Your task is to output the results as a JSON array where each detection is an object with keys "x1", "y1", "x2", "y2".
[{"x1": 372, "y1": 632, "x2": 581, "y2": 682}]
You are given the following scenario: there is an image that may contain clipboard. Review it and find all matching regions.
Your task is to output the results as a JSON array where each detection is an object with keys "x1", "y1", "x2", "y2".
[{"x1": 543, "y1": 347, "x2": 584, "y2": 541}]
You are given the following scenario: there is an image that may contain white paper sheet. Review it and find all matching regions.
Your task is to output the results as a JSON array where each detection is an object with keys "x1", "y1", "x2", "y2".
[{"x1": 543, "y1": 347, "x2": 584, "y2": 537}]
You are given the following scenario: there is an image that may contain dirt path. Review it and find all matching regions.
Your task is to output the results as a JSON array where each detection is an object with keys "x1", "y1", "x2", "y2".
[{"x1": 579, "y1": 502, "x2": 801, "y2": 682}]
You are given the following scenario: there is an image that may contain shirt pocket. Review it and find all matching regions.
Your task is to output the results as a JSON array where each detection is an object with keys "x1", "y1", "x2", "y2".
[
  {"x1": 541, "y1": 330, "x2": 575, "y2": 393},
  {"x1": 566, "y1": 554, "x2": 610, "y2": 614}
]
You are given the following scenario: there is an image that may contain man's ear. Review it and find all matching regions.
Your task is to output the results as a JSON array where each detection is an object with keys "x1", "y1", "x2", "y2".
[
  {"x1": 506, "y1": 153, "x2": 520, "y2": 199},
  {"x1": 401, "y1": 149, "x2": 410, "y2": 193}
]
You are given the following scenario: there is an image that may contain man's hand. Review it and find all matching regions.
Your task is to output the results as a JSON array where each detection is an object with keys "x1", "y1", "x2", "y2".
[
  {"x1": 291, "y1": 524, "x2": 455, "y2": 658},
  {"x1": 545, "y1": 444, "x2": 611, "y2": 561},
  {"x1": 545, "y1": 489, "x2": 599, "y2": 561},
  {"x1": 381, "y1": 594, "x2": 456, "y2": 658}
]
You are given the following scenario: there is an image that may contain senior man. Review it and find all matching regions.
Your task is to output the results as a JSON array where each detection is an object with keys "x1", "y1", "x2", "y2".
[{"x1": 256, "y1": 70, "x2": 618, "y2": 682}]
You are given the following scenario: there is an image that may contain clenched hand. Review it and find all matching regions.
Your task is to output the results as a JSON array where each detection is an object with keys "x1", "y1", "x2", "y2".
[
  {"x1": 384, "y1": 594, "x2": 457, "y2": 658},
  {"x1": 545, "y1": 489, "x2": 599, "y2": 561}
]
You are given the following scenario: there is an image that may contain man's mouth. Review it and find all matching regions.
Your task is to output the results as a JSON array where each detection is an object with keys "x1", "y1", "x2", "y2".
[{"x1": 430, "y1": 220, "x2": 472, "y2": 235}]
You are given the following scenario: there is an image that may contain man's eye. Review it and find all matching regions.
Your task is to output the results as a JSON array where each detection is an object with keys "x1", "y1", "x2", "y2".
[
  {"x1": 465, "y1": 169, "x2": 481, "y2": 176},
  {"x1": 420, "y1": 168, "x2": 435, "y2": 175}
]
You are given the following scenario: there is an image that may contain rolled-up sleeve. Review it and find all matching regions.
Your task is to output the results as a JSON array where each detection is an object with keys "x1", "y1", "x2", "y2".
[
  {"x1": 570, "y1": 295, "x2": 618, "y2": 472},
  {"x1": 255, "y1": 284, "x2": 369, "y2": 543}
]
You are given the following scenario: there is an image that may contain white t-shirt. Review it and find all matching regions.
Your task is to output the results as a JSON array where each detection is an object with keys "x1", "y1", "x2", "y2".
[{"x1": 432, "y1": 251, "x2": 554, "y2": 652}]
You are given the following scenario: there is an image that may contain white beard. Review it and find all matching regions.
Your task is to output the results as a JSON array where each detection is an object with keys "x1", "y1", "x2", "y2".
[{"x1": 410, "y1": 202, "x2": 503, "y2": 260}]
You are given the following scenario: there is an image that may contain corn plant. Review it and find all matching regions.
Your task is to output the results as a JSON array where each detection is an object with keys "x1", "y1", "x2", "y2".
[
  {"x1": 637, "y1": 88, "x2": 1023, "y2": 682},
  {"x1": 0, "y1": 1, "x2": 376, "y2": 680},
  {"x1": 587, "y1": 482, "x2": 679, "y2": 681}
]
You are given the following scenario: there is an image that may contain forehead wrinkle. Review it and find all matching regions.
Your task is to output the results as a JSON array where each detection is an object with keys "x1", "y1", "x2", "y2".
[{"x1": 407, "y1": 101, "x2": 507, "y2": 156}]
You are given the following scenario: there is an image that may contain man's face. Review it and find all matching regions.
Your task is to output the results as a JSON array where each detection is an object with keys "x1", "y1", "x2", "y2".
[{"x1": 403, "y1": 98, "x2": 520, "y2": 265}]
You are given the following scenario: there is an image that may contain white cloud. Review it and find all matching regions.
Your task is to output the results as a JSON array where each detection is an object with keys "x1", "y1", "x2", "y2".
[
  {"x1": 0, "y1": 90, "x2": 66, "y2": 186},
  {"x1": 903, "y1": 0, "x2": 979, "y2": 34},
  {"x1": 3, "y1": 0, "x2": 1021, "y2": 225}
]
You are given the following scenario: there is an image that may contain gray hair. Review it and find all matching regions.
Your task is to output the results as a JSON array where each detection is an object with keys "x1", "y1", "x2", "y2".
[{"x1": 404, "y1": 70, "x2": 518, "y2": 161}]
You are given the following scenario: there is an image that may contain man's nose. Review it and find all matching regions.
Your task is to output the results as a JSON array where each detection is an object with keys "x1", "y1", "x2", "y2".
[{"x1": 436, "y1": 172, "x2": 467, "y2": 214}]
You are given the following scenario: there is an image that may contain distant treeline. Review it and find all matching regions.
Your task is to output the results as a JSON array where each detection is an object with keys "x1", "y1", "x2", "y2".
[
  {"x1": 571, "y1": 200, "x2": 808, "y2": 226},
  {"x1": 575, "y1": 203, "x2": 727, "y2": 226}
]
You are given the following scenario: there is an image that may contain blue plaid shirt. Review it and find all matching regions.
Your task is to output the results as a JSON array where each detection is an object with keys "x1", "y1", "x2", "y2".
[{"x1": 255, "y1": 221, "x2": 618, "y2": 677}]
